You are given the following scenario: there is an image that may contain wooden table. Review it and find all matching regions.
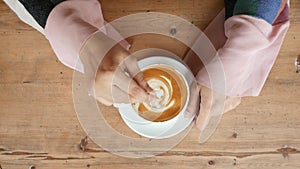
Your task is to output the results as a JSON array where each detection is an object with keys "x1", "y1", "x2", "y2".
[{"x1": 1, "y1": 0, "x2": 300, "y2": 168}]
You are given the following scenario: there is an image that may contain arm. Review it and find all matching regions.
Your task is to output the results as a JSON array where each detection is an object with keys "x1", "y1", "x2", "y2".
[
  {"x1": 197, "y1": 0, "x2": 289, "y2": 97},
  {"x1": 5, "y1": 0, "x2": 152, "y2": 105},
  {"x1": 184, "y1": 0, "x2": 290, "y2": 131}
]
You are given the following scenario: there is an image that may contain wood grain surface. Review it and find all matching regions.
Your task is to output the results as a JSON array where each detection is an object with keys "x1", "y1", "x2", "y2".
[{"x1": 1, "y1": 0, "x2": 300, "y2": 168}]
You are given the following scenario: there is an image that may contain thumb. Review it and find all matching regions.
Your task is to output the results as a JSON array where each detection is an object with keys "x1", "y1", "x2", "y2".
[
  {"x1": 184, "y1": 81, "x2": 200, "y2": 118},
  {"x1": 195, "y1": 85, "x2": 212, "y2": 131}
]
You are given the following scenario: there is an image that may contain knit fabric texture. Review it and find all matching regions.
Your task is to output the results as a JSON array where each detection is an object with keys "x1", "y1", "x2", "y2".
[
  {"x1": 225, "y1": 0, "x2": 238, "y2": 20},
  {"x1": 18, "y1": 0, "x2": 65, "y2": 28},
  {"x1": 225, "y1": 0, "x2": 282, "y2": 24}
]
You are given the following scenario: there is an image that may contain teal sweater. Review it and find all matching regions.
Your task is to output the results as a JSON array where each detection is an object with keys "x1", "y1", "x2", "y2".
[{"x1": 225, "y1": 0, "x2": 282, "y2": 24}]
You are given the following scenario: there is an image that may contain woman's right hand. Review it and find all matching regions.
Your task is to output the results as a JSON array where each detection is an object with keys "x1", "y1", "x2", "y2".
[{"x1": 94, "y1": 44, "x2": 153, "y2": 106}]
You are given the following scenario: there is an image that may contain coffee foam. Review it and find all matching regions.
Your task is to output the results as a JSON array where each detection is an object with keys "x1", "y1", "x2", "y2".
[{"x1": 133, "y1": 65, "x2": 187, "y2": 122}]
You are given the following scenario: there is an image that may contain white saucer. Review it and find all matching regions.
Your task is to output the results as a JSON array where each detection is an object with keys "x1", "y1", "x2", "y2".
[{"x1": 114, "y1": 56, "x2": 196, "y2": 139}]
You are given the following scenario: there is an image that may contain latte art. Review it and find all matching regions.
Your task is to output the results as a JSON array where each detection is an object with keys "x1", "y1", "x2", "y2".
[
  {"x1": 145, "y1": 78, "x2": 172, "y2": 112},
  {"x1": 133, "y1": 65, "x2": 187, "y2": 122}
]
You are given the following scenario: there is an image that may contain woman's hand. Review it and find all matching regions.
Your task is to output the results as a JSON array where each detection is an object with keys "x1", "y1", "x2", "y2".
[
  {"x1": 184, "y1": 81, "x2": 241, "y2": 130},
  {"x1": 79, "y1": 31, "x2": 153, "y2": 106},
  {"x1": 195, "y1": 84, "x2": 241, "y2": 130},
  {"x1": 94, "y1": 44, "x2": 153, "y2": 106},
  {"x1": 183, "y1": 46, "x2": 241, "y2": 130}
]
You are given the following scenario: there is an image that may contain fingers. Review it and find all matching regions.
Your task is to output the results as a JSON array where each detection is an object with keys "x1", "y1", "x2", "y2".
[
  {"x1": 133, "y1": 72, "x2": 153, "y2": 92},
  {"x1": 113, "y1": 66, "x2": 150, "y2": 103},
  {"x1": 94, "y1": 70, "x2": 115, "y2": 105},
  {"x1": 96, "y1": 96, "x2": 113, "y2": 106},
  {"x1": 195, "y1": 84, "x2": 242, "y2": 131},
  {"x1": 94, "y1": 43, "x2": 153, "y2": 105},
  {"x1": 184, "y1": 81, "x2": 200, "y2": 118},
  {"x1": 111, "y1": 85, "x2": 137, "y2": 104},
  {"x1": 123, "y1": 55, "x2": 153, "y2": 93},
  {"x1": 195, "y1": 85, "x2": 213, "y2": 131},
  {"x1": 95, "y1": 69, "x2": 149, "y2": 105}
]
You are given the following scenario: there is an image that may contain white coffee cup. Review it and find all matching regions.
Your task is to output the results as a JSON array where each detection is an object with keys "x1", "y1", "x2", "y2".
[{"x1": 115, "y1": 56, "x2": 198, "y2": 139}]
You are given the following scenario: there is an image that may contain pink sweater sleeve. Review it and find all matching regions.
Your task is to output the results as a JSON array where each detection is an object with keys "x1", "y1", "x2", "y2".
[
  {"x1": 44, "y1": 0, "x2": 130, "y2": 73},
  {"x1": 196, "y1": 6, "x2": 290, "y2": 97}
]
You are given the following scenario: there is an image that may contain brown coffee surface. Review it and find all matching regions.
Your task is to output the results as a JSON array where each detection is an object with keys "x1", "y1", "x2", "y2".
[{"x1": 133, "y1": 65, "x2": 187, "y2": 122}]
